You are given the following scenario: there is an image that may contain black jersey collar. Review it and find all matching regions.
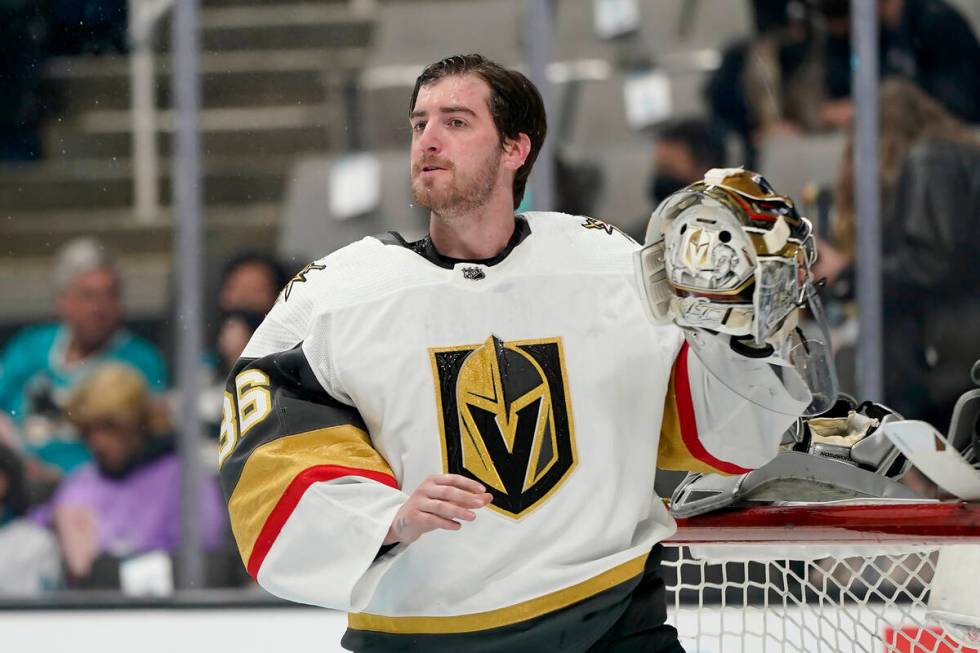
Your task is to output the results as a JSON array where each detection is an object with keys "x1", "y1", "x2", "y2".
[{"x1": 374, "y1": 215, "x2": 531, "y2": 270}]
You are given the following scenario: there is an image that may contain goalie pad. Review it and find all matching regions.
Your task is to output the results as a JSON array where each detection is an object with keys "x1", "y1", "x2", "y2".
[{"x1": 928, "y1": 546, "x2": 980, "y2": 649}]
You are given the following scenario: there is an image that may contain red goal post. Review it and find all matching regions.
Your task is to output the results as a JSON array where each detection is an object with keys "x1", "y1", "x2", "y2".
[
  {"x1": 668, "y1": 502, "x2": 980, "y2": 545},
  {"x1": 661, "y1": 501, "x2": 980, "y2": 653}
]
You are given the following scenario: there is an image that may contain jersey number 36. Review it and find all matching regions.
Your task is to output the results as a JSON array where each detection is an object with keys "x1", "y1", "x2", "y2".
[{"x1": 217, "y1": 369, "x2": 272, "y2": 468}]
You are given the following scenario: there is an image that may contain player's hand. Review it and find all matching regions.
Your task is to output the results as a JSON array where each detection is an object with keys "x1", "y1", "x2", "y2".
[{"x1": 383, "y1": 474, "x2": 493, "y2": 545}]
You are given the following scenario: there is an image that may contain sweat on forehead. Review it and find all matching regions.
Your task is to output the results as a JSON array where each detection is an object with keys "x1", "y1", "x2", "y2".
[{"x1": 411, "y1": 74, "x2": 491, "y2": 115}]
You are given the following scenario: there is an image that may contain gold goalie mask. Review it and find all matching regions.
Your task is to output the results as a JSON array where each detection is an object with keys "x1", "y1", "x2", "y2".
[{"x1": 634, "y1": 168, "x2": 838, "y2": 416}]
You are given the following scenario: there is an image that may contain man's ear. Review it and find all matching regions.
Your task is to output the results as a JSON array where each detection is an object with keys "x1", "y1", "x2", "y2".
[{"x1": 502, "y1": 133, "x2": 532, "y2": 171}]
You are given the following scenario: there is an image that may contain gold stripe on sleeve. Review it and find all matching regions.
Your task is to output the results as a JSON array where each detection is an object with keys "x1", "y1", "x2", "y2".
[
  {"x1": 657, "y1": 376, "x2": 722, "y2": 473},
  {"x1": 228, "y1": 425, "x2": 395, "y2": 565}
]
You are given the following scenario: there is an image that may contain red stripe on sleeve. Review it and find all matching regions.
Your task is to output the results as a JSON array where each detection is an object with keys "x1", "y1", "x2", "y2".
[
  {"x1": 247, "y1": 465, "x2": 399, "y2": 578},
  {"x1": 673, "y1": 342, "x2": 754, "y2": 476}
]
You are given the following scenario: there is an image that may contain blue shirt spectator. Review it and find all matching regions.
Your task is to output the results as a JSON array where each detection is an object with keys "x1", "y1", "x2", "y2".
[{"x1": 0, "y1": 238, "x2": 166, "y2": 475}]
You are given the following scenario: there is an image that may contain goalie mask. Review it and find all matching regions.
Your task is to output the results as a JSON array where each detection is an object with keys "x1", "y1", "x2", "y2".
[{"x1": 634, "y1": 168, "x2": 837, "y2": 415}]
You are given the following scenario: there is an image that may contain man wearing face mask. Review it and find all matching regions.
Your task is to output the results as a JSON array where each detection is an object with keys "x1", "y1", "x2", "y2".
[{"x1": 649, "y1": 119, "x2": 728, "y2": 210}]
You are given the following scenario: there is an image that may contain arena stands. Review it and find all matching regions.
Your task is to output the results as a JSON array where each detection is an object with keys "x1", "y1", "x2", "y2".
[{"x1": 0, "y1": 0, "x2": 978, "y2": 603}]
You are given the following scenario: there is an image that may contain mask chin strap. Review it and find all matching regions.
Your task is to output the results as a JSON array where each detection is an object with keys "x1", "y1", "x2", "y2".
[{"x1": 730, "y1": 334, "x2": 775, "y2": 358}]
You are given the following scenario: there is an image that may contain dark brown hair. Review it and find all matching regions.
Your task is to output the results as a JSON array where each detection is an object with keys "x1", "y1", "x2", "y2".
[{"x1": 410, "y1": 54, "x2": 547, "y2": 208}]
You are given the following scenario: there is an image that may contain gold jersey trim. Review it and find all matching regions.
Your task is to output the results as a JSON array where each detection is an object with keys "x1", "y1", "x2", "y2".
[
  {"x1": 347, "y1": 552, "x2": 649, "y2": 634},
  {"x1": 657, "y1": 371, "x2": 726, "y2": 474},
  {"x1": 228, "y1": 425, "x2": 394, "y2": 565}
]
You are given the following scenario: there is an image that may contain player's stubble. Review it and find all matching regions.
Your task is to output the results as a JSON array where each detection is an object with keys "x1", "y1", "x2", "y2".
[{"x1": 411, "y1": 144, "x2": 502, "y2": 220}]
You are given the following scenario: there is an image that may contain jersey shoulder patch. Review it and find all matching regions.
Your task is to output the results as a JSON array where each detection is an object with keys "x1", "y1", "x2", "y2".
[
  {"x1": 279, "y1": 236, "x2": 442, "y2": 313},
  {"x1": 578, "y1": 216, "x2": 637, "y2": 244},
  {"x1": 249, "y1": 239, "x2": 391, "y2": 357},
  {"x1": 524, "y1": 211, "x2": 637, "y2": 246},
  {"x1": 281, "y1": 261, "x2": 327, "y2": 303},
  {"x1": 522, "y1": 212, "x2": 638, "y2": 278}
]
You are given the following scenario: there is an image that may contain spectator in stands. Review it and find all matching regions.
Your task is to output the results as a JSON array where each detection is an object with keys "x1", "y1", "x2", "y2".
[
  {"x1": 648, "y1": 118, "x2": 728, "y2": 209},
  {"x1": 217, "y1": 252, "x2": 289, "y2": 316},
  {"x1": 0, "y1": 238, "x2": 167, "y2": 483},
  {"x1": 0, "y1": 441, "x2": 61, "y2": 594},
  {"x1": 198, "y1": 308, "x2": 265, "y2": 437},
  {"x1": 192, "y1": 253, "x2": 288, "y2": 435},
  {"x1": 30, "y1": 364, "x2": 226, "y2": 587},
  {"x1": 815, "y1": 79, "x2": 980, "y2": 432},
  {"x1": 0, "y1": 0, "x2": 48, "y2": 160},
  {"x1": 812, "y1": 0, "x2": 980, "y2": 128},
  {"x1": 0, "y1": 443, "x2": 28, "y2": 526},
  {"x1": 215, "y1": 311, "x2": 265, "y2": 384},
  {"x1": 708, "y1": 0, "x2": 979, "y2": 163},
  {"x1": 706, "y1": 0, "x2": 818, "y2": 165}
]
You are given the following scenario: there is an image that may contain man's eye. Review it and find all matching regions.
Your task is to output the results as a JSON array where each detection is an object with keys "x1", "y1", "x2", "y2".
[
  {"x1": 412, "y1": 122, "x2": 426, "y2": 132},
  {"x1": 448, "y1": 119, "x2": 466, "y2": 128}
]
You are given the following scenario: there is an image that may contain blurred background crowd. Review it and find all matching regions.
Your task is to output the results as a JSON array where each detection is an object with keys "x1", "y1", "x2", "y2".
[{"x1": 0, "y1": 0, "x2": 977, "y2": 598}]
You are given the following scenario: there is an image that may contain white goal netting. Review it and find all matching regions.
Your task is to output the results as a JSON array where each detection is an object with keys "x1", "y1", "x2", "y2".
[{"x1": 662, "y1": 503, "x2": 980, "y2": 653}]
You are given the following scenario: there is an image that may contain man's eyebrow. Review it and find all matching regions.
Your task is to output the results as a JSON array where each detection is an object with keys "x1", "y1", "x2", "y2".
[{"x1": 410, "y1": 106, "x2": 478, "y2": 120}]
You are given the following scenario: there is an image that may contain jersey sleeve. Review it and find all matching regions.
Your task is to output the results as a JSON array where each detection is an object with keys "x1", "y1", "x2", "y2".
[
  {"x1": 657, "y1": 338, "x2": 799, "y2": 475},
  {"x1": 218, "y1": 264, "x2": 409, "y2": 611}
]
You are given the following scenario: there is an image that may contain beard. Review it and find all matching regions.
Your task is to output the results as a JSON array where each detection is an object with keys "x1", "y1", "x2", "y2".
[{"x1": 411, "y1": 146, "x2": 502, "y2": 217}]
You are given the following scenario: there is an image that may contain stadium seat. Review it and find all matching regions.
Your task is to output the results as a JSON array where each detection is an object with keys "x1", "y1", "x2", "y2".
[
  {"x1": 551, "y1": 0, "x2": 618, "y2": 61},
  {"x1": 552, "y1": 0, "x2": 750, "y2": 60},
  {"x1": 358, "y1": 0, "x2": 523, "y2": 149},
  {"x1": 564, "y1": 140, "x2": 655, "y2": 240},
  {"x1": 758, "y1": 132, "x2": 847, "y2": 202},
  {"x1": 637, "y1": 0, "x2": 750, "y2": 54},
  {"x1": 278, "y1": 151, "x2": 427, "y2": 263},
  {"x1": 561, "y1": 69, "x2": 709, "y2": 147}
]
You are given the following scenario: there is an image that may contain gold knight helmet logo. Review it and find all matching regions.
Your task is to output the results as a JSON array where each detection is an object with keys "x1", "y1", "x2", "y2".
[{"x1": 430, "y1": 336, "x2": 577, "y2": 518}]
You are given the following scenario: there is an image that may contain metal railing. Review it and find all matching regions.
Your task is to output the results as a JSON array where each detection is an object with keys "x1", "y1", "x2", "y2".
[{"x1": 128, "y1": 0, "x2": 176, "y2": 223}]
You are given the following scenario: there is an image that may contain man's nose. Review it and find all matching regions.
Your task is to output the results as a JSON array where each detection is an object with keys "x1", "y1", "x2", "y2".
[{"x1": 416, "y1": 124, "x2": 441, "y2": 153}]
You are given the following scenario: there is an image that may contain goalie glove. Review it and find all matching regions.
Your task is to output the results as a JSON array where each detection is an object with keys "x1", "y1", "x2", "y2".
[
  {"x1": 670, "y1": 398, "x2": 920, "y2": 519},
  {"x1": 634, "y1": 168, "x2": 838, "y2": 415}
]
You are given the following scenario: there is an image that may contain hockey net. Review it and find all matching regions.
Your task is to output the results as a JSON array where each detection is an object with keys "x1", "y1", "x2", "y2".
[{"x1": 662, "y1": 502, "x2": 980, "y2": 653}]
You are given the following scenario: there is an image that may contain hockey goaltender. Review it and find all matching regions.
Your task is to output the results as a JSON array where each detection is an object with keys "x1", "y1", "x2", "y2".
[{"x1": 216, "y1": 54, "x2": 831, "y2": 652}]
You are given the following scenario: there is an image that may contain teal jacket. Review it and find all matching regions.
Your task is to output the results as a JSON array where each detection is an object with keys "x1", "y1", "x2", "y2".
[{"x1": 0, "y1": 323, "x2": 167, "y2": 473}]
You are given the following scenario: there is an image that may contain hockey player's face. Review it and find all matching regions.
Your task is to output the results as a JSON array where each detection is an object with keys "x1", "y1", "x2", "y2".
[{"x1": 410, "y1": 75, "x2": 504, "y2": 214}]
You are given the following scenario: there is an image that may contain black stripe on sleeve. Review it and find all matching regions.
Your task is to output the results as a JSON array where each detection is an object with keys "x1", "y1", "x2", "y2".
[{"x1": 219, "y1": 343, "x2": 368, "y2": 500}]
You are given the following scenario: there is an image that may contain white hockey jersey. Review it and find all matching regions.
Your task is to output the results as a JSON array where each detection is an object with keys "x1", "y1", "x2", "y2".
[{"x1": 217, "y1": 212, "x2": 799, "y2": 650}]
